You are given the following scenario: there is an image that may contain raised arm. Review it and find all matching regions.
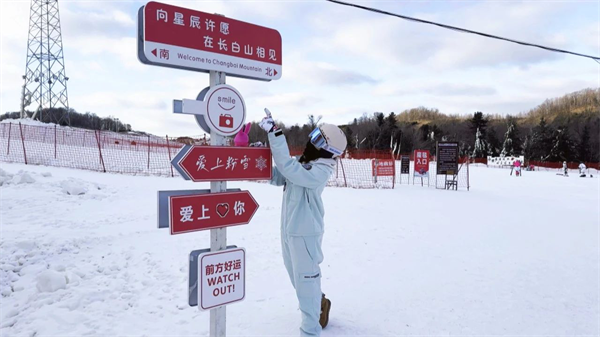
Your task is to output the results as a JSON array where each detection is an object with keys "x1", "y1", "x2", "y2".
[{"x1": 268, "y1": 132, "x2": 331, "y2": 189}]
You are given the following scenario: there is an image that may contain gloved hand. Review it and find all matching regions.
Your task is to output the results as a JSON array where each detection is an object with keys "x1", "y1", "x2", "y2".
[{"x1": 259, "y1": 108, "x2": 278, "y2": 133}]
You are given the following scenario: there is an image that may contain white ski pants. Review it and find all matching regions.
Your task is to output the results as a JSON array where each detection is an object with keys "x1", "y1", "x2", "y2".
[{"x1": 281, "y1": 234, "x2": 324, "y2": 336}]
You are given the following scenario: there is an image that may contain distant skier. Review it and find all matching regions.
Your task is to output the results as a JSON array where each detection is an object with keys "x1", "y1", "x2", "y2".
[
  {"x1": 260, "y1": 109, "x2": 347, "y2": 336},
  {"x1": 513, "y1": 159, "x2": 522, "y2": 177},
  {"x1": 579, "y1": 162, "x2": 587, "y2": 177},
  {"x1": 562, "y1": 161, "x2": 568, "y2": 176}
]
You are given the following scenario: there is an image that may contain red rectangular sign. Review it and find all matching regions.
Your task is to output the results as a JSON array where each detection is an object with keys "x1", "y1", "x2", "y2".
[
  {"x1": 413, "y1": 149, "x2": 430, "y2": 177},
  {"x1": 139, "y1": 1, "x2": 282, "y2": 81},
  {"x1": 169, "y1": 190, "x2": 258, "y2": 235},
  {"x1": 372, "y1": 159, "x2": 395, "y2": 177},
  {"x1": 173, "y1": 146, "x2": 272, "y2": 182}
]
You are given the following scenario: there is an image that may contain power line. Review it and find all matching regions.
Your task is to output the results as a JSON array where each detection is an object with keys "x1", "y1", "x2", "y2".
[{"x1": 326, "y1": 0, "x2": 600, "y2": 63}]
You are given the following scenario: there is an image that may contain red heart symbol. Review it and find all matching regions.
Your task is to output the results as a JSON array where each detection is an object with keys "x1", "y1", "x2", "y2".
[{"x1": 216, "y1": 203, "x2": 229, "y2": 218}]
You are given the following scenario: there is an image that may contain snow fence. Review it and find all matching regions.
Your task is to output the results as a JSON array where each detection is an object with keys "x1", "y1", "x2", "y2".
[{"x1": 0, "y1": 121, "x2": 471, "y2": 190}]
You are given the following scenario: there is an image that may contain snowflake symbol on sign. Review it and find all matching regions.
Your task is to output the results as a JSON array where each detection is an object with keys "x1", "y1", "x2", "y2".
[{"x1": 255, "y1": 156, "x2": 267, "y2": 172}]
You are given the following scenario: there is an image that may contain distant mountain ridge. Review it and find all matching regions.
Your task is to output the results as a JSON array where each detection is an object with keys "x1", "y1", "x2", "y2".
[{"x1": 393, "y1": 88, "x2": 599, "y2": 124}]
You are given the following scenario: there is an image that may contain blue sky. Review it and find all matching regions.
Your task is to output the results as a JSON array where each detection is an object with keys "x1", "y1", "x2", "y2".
[{"x1": 1, "y1": 0, "x2": 598, "y2": 137}]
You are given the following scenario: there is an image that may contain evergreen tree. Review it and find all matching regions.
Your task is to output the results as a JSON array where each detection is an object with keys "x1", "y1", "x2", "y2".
[
  {"x1": 523, "y1": 134, "x2": 533, "y2": 161},
  {"x1": 486, "y1": 127, "x2": 501, "y2": 157},
  {"x1": 578, "y1": 124, "x2": 590, "y2": 162},
  {"x1": 472, "y1": 127, "x2": 488, "y2": 158},
  {"x1": 375, "y1": 113, "x2": 385, "y2": 127},
  {"x1": 546, "y1": 126, "x2": 576, "y2": 161},
  {"x1": 469, "y1": 111, "x2": 488, "y2": 136},
  {"x1": 531, "y1": 117, "x2": 553, "y2": 160},
  {"x1": 501, "y1": 119, "x2": 521, "y2": 156}
]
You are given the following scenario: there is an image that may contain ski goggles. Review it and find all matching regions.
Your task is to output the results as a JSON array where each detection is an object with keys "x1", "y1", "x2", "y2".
[{"x1": 309, "y1": 127, "x2": 343, "y2": 156}]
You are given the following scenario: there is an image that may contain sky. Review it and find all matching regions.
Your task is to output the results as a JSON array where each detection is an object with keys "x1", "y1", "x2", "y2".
[{"x1": 0, "y1": 0, "x2": 598, "y2": 137}]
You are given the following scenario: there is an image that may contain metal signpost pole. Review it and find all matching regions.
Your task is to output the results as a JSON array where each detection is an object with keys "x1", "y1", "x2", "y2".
[{"x1": 209, "y1": 70, "x2": 227, "y2": 337}]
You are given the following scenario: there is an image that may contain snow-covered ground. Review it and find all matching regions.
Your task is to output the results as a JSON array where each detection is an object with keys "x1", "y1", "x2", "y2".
[{"x1": 0, "y1": 163, "x2": 598, "y2": 336}]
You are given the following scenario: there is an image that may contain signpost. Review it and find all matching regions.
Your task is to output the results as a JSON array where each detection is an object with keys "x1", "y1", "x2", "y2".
[
  {"x1": 413, "y1": 149, "x2": 430, "y2": 186},
  {"x1": 169, "y1": 190, "x2": 259, "y2": 235},
  {"x1": 171, "y1": 146, "x2": 272, "y2": 182},
  {"x1": 189, "y1": 245, "x2": 237, "y2": 307},
  {"x1": 437, "y1": 142, "x2": 459, "y2": 175},
  {"x1": 198, "y1": 248, "x2": 246, "y2": 311},
  {"x1": 173, "y1": 84, "x2": 247, "y2": 137},
  {"x1": 157, "y1": 188, "x2": 240, "y2": 229},
  {"x1": 137, "y1": 1, "x2": 282, "y2": 81},
  {"x1": 400, "y1": 155, "x2": 410, "y2": 184},
  {"x1": 139, "y1": 1, "x2": 282, "y2": 335},
  {"x1": 372, "y1": 159, "x2": 395, "y2": 188},
  {"x1": 436, "y1": 142, "x2": 459, "y2": 190}
]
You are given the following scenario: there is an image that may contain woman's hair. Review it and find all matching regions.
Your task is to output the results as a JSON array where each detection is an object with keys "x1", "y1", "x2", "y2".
[{"x1": 299, "y1": 141, "x2": 334, "y2": 164}]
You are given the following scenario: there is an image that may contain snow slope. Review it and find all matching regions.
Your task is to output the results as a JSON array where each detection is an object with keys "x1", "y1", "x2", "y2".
[{"x1": 0, "y1": 163, "x2": 598, "y2": 336}]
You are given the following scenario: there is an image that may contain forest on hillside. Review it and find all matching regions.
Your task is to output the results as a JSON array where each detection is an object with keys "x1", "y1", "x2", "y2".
[
  {"x1": 247, "y1": 88, "x2": 600, "y2": 162},
  {"x1": 0, "y1": 108, "x2": 133, "y2": 134},
  {"x1": 2, "y1": 88, "x2": 599, "y2": 162}
]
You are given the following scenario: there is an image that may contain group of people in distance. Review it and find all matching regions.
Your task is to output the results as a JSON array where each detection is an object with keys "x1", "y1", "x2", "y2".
[
  {"x1": 511, "y1": 159, "x2": 589, "y2": 177},
  {"x1": 562, "y1": 161, "x2": 589, "y2": 177}
]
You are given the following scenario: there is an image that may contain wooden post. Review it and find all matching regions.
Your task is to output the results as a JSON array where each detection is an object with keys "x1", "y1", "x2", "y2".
[
  {"x1": 6, "y1": 122, "x2": 11, "y2": 155},
  {"x1": 18, "y1": 122, "x2": 27, "y2": 164},
  {"x1": 166, "y1": 135, "x2": 174, "y2": 177},
  {"x1": 467, "y1": 157, "x2": 470, "y2": 191},
  {"x1": 54, "y1": 125, "x2": 57, "y2": 159},
  {"x1": 147, "y1": 135, "x2": 151, "y2": 169},
  {"x1": 94, "y1": 130, "x2": 106, "y2": 172},
  {"x1": 339, "y1": 158, "x2": 348, "y2": 188}
]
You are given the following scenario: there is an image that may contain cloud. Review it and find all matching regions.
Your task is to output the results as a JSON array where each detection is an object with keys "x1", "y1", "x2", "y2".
[
  {"x1": 255, "y1": 92, "x2": 322, "y2": 108},
  {"x1": 309, "y1": 1, "x2": 579, "y2": 70},
  {"x1": 290, "y1": 62, "x2": 378, "y2": 86},
  {"x1": 376, "y1": 82, "x2": 496, "y2": 97},
  {"x1": 428, "y1": 84, "x2": 496, "y2": 96},
  {"x1": 61, "y1": 5, "x2": 135, "y2": 39},
  {"x1": 1, "y1": 0, "x2": 597, "y2": 137}
]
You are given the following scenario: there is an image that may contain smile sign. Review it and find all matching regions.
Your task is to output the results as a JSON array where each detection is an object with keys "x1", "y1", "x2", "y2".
[
  {"x1": 206, "y1": 85, "x2": 245, "y2": 136},
  {"x1": 173, "y1": 84, "x2": 246, "y2": 136}
]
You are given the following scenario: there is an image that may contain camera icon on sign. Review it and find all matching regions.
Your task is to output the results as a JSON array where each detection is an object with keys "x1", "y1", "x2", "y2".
[{"x1": 219, "y1": 114, "x2": 234, "y2": 128}]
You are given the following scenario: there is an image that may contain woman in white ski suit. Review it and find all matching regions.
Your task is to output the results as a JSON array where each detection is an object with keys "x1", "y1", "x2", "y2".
[
  {"x1": 270, "y1": 131, "x2": 333, "y2": 336},
  {"x1": 260, "y1": 115, "x2": 346, "y2": 337}
]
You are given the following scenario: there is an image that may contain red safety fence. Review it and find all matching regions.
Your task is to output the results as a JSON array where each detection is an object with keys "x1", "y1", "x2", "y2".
[
  {"x1": 528, "y1": 160, "x2": 600, "y2": 171},
  {"x1": 0, "y1": 122, "x2": 472, "y2": 190}
]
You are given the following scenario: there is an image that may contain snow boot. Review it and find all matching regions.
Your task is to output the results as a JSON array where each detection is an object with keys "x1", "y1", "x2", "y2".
[{"x1": 320, "y1": 294, "x2": 331, "y2": 329}]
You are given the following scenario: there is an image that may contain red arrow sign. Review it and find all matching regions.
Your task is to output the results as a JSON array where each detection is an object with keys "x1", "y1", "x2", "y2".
[
  {"x1": 151, "y1": 48, "x2": 157, "y2": 57},
  {"x1": 169, "y1": 190, "x2": 259, "y2": 235},
  {"x1": 173, "y1": 146, "x2": 272, "y2": 182}
]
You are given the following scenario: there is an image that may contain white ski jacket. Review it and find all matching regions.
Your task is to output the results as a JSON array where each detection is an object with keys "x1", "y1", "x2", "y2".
[{"x1": 268, "y1": 132, "x2": 335, "y2": 236}]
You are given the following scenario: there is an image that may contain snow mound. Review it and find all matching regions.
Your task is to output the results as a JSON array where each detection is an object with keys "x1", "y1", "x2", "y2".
[
  {"x1": 60, "y1": 180, "x2": 88, "y2": 195},
  {"x1": 41, "y1": 172, "x2": 52, "y2": 177},
  {"x1": 0, "y1": 168, "x2": 13, "y2": 186},
  {"x1": 36, "y1": 270, "x2": 67, "y2": 293},
  {"x1": 13, "y1": 172, "x2": 36, "y2": 184}
]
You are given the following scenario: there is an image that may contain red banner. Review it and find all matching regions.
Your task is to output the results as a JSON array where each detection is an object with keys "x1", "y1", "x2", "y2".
[
  {"x1": 372, "y1": 159, "x2": 395, "y2": 177},
  {"x1": 169, "y1": 191, "x2": 258, "y2": 235},
  {"x1": 173, "y1": 146, "x2": 272, "y2": 182},
  {"x1": 413, "y1": 150, "x2": 430, "y2": 177}
]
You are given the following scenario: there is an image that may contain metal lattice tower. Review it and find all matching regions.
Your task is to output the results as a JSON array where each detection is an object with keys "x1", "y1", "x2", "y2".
[{"x1": 21, "y1": 0, "x2": 69, "y2": 124}]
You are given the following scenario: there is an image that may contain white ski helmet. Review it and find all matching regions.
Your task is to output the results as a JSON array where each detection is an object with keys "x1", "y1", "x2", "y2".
[{"x1": 308, "y1": 123, "x2": 348, "y2": 157}]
